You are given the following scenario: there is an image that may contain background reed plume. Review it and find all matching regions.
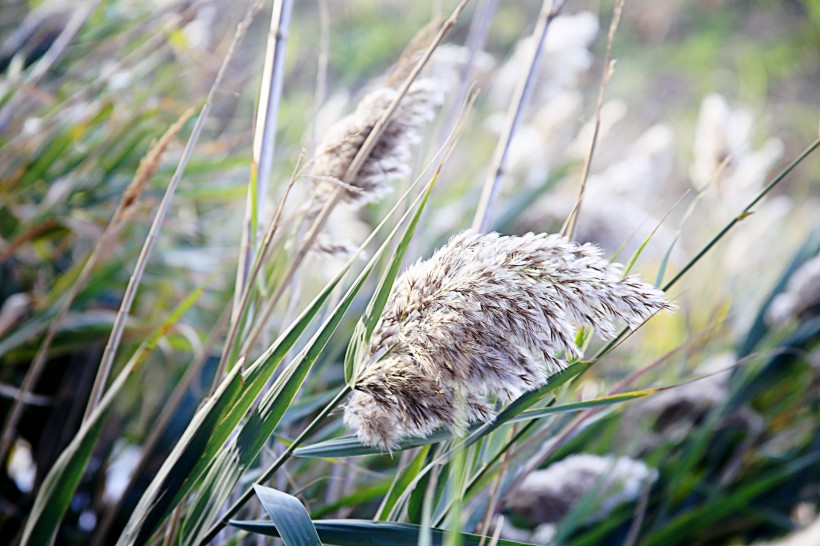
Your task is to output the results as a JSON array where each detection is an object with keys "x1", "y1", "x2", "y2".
[{"x1": 311, "y1": 78, "x2": 444, "y2": 209}]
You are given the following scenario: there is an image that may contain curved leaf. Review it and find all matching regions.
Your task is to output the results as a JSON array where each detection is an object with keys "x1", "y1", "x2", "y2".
[
  {"x1": 253, "y1": 485, "x2": 321, "y2": 546},
  {"x1": 230, "y1": 518, "x2": 535, "y2": 546},
  {"x1": 20, "y1": 269, "x2": 216, "y2": 546}
]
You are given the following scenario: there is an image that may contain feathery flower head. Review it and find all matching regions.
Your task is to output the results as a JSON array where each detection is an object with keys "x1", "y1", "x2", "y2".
[
  {"x1": 345, "y1": 230, "x2": 672, "y2": 450},
  {"x1": 312, "y1": 79, "x2": 443, "y2": 208}
]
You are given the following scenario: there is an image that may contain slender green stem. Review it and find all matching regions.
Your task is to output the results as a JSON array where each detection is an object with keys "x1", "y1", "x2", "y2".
[
  {"x1": 596, "y1": 137, "x2": 820, "y2": 361},
  {"x1": 214, "y1": 153, "x2": 300, "y2": 388},
  {"x1": 198, "y1": 385, "x2": 352, "y2": 545}
]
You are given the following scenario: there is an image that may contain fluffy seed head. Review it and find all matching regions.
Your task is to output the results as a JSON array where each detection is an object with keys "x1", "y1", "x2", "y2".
[
  {"x1": 344, "y1": 352, "x2": 494, "y2": 451},
  {"x1": 345, "y1": 231, "x2": 673, "y2": 450},
  {"x1": 312, "y1": 79, "x2": 443, "y2": 208}
]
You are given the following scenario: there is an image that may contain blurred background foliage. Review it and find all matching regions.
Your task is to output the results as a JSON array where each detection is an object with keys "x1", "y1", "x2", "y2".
[{"x1": 0, "y1": 0, "x2": 818, "y2": 544}]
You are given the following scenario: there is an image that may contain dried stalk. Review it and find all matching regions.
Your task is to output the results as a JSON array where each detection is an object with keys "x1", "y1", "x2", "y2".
[
  {"x1": 234, "y1": 0, "x2": 294, "y2": 315},
  {"x1": 438, "y1": 0, "x2": 497, "y2": 142},
  {"x1": 561, "y1": 0, "x2": 625, "y2": 240},
  {"x1": 472, "y1": 0, "x2": 565, "y2": 233},
  {"x1": 311, "y1": 0, "x2": 331, "y2": 154},
  {"x1": 81, "y1": 0, "x2": 263, "y2": 421}
]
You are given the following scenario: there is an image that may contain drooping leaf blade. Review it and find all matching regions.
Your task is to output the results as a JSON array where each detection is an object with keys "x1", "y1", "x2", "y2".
[
  {"x1": 118, "y1": 263, "x2": 349, "y2": 545},
  {"x1": 230, "y1": 519, "x2": 536, "y2": 546},
  {"x1": 179, "y1": 176, "x2": 440, "y2": 543},
  {"x1": 253, "y1": 485, "x2": 322, "y2": 546}
]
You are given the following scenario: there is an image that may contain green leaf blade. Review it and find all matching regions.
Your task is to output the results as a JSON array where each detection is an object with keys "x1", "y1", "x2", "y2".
[{"x1": 253, "y1": 485, "x2": 322, "y2": 546}]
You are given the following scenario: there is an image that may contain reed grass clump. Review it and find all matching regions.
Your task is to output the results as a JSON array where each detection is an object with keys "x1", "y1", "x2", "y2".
[{"x1": 344, "y1": 230, "x2": 672, "y2": 449}]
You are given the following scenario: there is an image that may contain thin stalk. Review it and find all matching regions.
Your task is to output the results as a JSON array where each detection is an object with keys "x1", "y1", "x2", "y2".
[
  {"x1": 311, "y1": 0, "x2": 331, "y2": 155},
  {"x1": 234, "y1": 0, "x2": 294, "y2": 313},
  {"x1": 476, "y1": 435, "x2": 511, "y2": 543},
  {"x1": 437, "y1": 0, "x2": 497, "y2": 142},
  {"x1": 198, "y1": 385, "x2": 352, "y2": 545},
  {"x1": 622, "y1": 474, "x2": 653, "y2": 546},
  {"x1": 435, "y1": 420, "x2": 538, "y2": 527},
  {"x1": 82, "y1": 0, "x2": 264, "y2": 421},
  {"x1": 214, "y1": 154, "x2": 302, "y2": 388},
  {"x1": 561, "y1": 0, "x2": 624, "y2": 239},
  {"x1": 471, "y1": 0, "x2": 565, "y2": 233},
  {"x1": 0, "y1": 0, "x2": 102, "y2": 131},
  {"x1": 237, "y1": 0, "x2": 471, "y2": 360}
]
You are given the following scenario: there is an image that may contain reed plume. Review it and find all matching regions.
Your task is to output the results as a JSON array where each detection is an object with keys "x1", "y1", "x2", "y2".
[
  {"x1": 312, "y1": 79, "x2": 443, "y2": 208},
  {"x1": 766, "y1": 255, "x2": 820, "y2": 326},
  {"x1": 505, "y1": 453, "x2": 657, "y2": 526},
  {"x1": 345, "y1": 230, "x2": 672, "y2": 449}
]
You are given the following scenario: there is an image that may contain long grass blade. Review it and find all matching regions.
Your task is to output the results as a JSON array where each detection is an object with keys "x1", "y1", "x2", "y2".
[
  {"x1": 189, "y1": 163, "x2": 440, "y2": 545},
  {"x1": 19, "y1": 266, "x2": 220, "y2": 546},
  {"x1": 230, "y1": 519, "x2": 535, "y2": 546}
]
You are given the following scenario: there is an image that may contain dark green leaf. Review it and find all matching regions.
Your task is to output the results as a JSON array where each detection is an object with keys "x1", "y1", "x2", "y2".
[
  {"x1": 230, "y1": 519, "x2": 535, "y2": 546},
  {"x1": 253, "y1": 485, "x2": 322, "y2": 546}
]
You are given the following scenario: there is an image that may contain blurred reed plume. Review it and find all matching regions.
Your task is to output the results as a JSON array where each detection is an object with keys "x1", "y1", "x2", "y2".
[
  {"x1": 3, "y1": 2, "x2": 818, "y2": 544},
  {"x1": 344, "y1": 230, "x2": 672, "y2": 449},
  {"x1": 311, "y1": 78, "x2": 444, "y2": 209},
  {"x1": 502, "y1": 453, "x2": 657, "y2": 542},
  {"x1": 766, "y1": 255, "x2": 820, "y2": 326}
]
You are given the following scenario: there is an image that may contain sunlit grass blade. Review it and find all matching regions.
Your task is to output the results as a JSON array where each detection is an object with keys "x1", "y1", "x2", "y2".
[
  {"x1": 230, "y1": 519, "x2": 536, "y2": 546},
  {"x1": 117, "y1": 259, "x2": 349, "y2": 545}
]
